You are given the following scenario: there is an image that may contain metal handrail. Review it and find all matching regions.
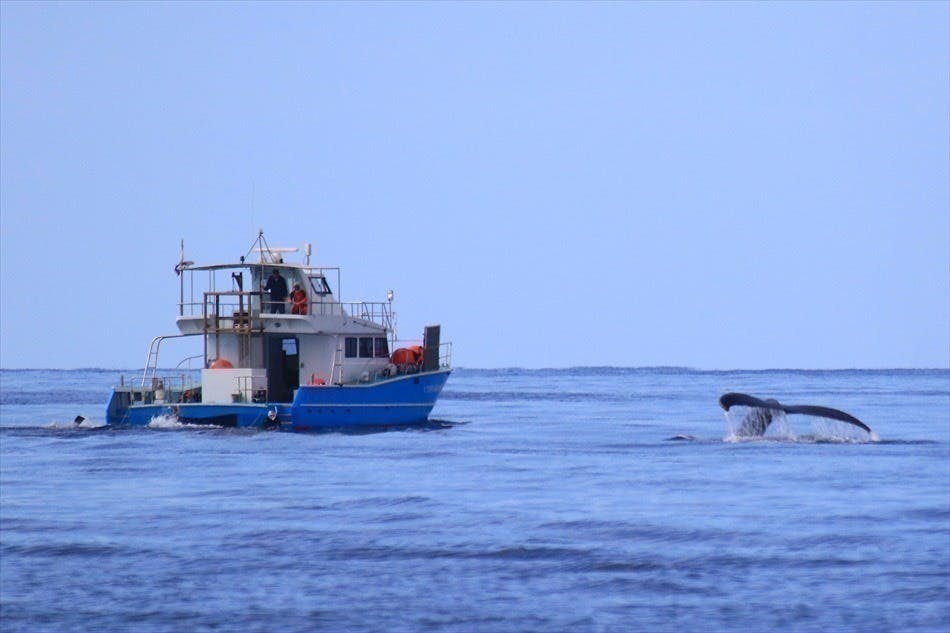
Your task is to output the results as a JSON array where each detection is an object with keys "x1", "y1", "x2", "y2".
[
  {"x1": 439, "y1": 342, "x2": 452, "y2": 369},
  {"x1": 117, "y1": 373, "x2": 201, "y2": 404},
  {"x1": 141, "y1": 333, "x2": 198, "y2": 387},
  {"x1": 180, "y1": 293, "x2": 394, "y2": 329},
  {"x1": 338, "y1": 301, "x2": 393, "y2": 329},
  {"x1": 175, "y1": 354, "x2": 204, "y2": 370}
]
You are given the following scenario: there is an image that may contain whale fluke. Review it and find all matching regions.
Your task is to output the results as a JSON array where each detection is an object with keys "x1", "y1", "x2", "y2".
[
  {"x1": 779, "y1": 404, "x2": 871, "y2": 433},
  {"x1": 719, "y1": 392, "x2": 871, "y2": 435},
  {"x1": 719, "y1": 393, "x2": 779, "y2": 411}
]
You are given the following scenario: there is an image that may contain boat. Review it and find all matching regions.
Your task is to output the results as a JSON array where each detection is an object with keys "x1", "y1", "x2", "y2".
[{"x1": 105, "y1": 232, "x2": 451, "y2": 430}]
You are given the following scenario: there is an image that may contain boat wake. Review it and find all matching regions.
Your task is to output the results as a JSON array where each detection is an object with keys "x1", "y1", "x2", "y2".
[{"x1": 8, "y1": 417, "x2": 462, "y2": 435}]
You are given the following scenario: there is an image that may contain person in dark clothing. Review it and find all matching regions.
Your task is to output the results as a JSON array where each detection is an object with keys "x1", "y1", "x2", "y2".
[{"x1": 264, "y1": 269, "x2": 289, "y2": 313}]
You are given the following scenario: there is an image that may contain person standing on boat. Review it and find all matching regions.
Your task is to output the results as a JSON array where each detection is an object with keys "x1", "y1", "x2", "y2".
[
  {"x1": 290, "y1": 282, "x2": 308, "y2": 315},
  {"x1": 264, "y1": 269, "x2": 289, "y2": 313}
]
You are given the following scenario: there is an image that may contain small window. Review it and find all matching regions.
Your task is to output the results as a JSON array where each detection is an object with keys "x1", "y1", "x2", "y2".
[
  {"x1": 358, "y1": 337, "x2": 374, "y2": 358},
  {"x1": 309, "y1": 276, "x2": 332, "y2": 296},
  {"x1": 282, "y1": 338, "x2": 298, "y2": 355},
  {"x1": 374, "y1": 337, "x2": 389, "y2": 358},
  {"x1": 345, "y1": 337, "x2": 357, "y2": 358}
]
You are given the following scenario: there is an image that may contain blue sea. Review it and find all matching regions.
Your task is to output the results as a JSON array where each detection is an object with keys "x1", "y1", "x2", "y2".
[{"x1": 1, "y1": 367, "x2": 948, "y2": 632}]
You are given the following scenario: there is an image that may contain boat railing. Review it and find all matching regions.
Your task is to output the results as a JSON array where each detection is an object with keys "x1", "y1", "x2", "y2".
[
  {"x1": 308, "y1": 302, "x2": 346, "y2": 318},
  {"x1": 179, "y1": 292, "x2": 393, "y2": 330},
  {"x1": 439, "y1": 342, "x2": 452, "y2": 369},
  {"x1": 390, "y1": 339, "x2": 452, "y2": 370},
  {"x1": 202, "y1": 291, "x2": 263, "y2": 330},
  {"x1": 175, "y1": 354, "x2": 204, "y2": 370},
  {"x1": 319, "y1": 301, "x2": 393, "y2": 329},
  {"x1": 178, "y1": 289, "x2": 264, "y2": 319},
  {"x1": 179, "y1": 295, "x2": 266, "y2": 325},
  {"x1": 117, "y1": 373, "x2": 201, "y2": 404},
  {"x1": 142, "y1": 334, "x2": 199, "y2": 387},
  {"x1": 234, "y1": 375, "x2": 267, "y2": 403}
]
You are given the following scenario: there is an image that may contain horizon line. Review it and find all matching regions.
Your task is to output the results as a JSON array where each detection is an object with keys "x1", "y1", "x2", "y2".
[{"x1": 0, "y1": 365, "x2": 947, "y2": 373}]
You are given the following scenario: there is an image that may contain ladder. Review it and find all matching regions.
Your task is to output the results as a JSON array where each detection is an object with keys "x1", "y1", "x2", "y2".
[{"x1": 331, "y1": 344, "x2": 344, "y2": 385}]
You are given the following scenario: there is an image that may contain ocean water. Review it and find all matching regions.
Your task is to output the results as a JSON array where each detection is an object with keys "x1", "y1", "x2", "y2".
[{"x1": 1, "y1": 367, "x2": 948, "y2": 632}]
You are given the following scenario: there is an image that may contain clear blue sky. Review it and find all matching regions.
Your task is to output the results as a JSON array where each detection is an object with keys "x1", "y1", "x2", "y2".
[{"x1": 1, "y1": 1, "x2": 947, "y2": 369}]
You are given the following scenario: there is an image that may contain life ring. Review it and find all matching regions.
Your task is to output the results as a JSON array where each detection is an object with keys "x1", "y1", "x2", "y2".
[{"x1": 309, "y1": 373, "x2": 327, "y2": 386}]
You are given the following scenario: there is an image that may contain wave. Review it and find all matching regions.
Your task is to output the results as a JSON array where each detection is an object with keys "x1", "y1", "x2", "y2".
[
  {"x1": 452, "y1": 367, "x2": 949, "y2": 376},
  {"x1": 0, "y1": 368, "x2": 193, "y2": 373},
  {"x1": 722, "y1": 434, "x2": 880, "y2": 444},
  {"x1": 0, "y1": 542, "x2": 158, "y2": 559},
  {"x1": 441, "y1": 390, "x2": 687, "y2": 403},
  {"x1": 0, "y1": 390, "x2": 107, "y2": 405}
]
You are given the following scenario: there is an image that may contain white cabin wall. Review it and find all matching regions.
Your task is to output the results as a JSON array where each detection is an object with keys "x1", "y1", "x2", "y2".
[
  {"x1": 201, "y1": 368, "x2": 266, "y2": 403},
  {"x1": 299, "y1": 335, "x2": 339, "y2": 383},
  {"x1": 296, "y1": 334, "x2": 390, "y2": 384},
  {"x1": 205, "y1": 333, "x2": 264, "y2": 369},
  {"x1": 342, "y1": 357, "x2": 390, "y2": 383},
  {"x1": 207, "y1": 334, "x2": 240, "y2": 367},
  {"x1": 250, "y1": 339, "x2": 264, "y2": 368}
]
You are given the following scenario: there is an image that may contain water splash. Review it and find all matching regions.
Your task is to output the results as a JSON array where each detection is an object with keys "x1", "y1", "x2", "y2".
[
  {"x1": 43, "y1": 418, "x2": 106, "y2": 430},
  {"x1": 146, "y1": 414, "x2": 230, "y2": 430},
  {"x1": 723, "y1": 408, "x2": 878, "y2": 443},
  {"x1": 809, "y1": 417, "x2": 880, "y2": 443},
  {"x1": 146, "y1": 414, "x2": 185, "y2": 429}
]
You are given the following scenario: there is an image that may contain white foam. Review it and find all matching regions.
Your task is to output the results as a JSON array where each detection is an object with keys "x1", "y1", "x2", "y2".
[
  {"x1": 146, "y1": 414, "x2": 224, "y2": 429},
  {"x1": 44, "y1": 418, "x2": 106, "y2": 429},
  {"x1": 147, "y1": 414, "x2": 184, "y2": 429}
]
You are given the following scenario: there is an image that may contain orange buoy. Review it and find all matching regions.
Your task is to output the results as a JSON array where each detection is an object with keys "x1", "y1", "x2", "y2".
[{"x1": 210, "y1": 359, "x2": 233, "y2": 369}]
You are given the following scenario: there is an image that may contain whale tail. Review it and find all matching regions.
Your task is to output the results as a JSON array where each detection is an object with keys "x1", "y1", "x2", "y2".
[{"x1": 719, "y1": 392, "x2": 871, "y2": 435}]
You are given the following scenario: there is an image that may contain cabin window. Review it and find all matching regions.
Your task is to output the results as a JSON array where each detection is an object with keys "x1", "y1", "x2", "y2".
[
  {"x1": 358, "y1": 337, "x2": 374, "y2": 358},
  {"x1": 346, "y1": 336, "x2": 386, "y2": 358},
  {"x1": 308, "y1": 276, "x2": 331, "y2": 296}
]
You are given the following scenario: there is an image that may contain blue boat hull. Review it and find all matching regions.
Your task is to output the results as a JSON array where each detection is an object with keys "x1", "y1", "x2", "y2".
[{"x1": 105, "y1": 370, "x2": 451, "y2": 430}]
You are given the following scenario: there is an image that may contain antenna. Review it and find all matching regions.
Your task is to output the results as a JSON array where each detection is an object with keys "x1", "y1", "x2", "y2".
[
  {"x1": 174, "y1": 238, "x2": 194, "y2": 275},
  {"x1": 242, "y1": 230, "x2": 266, "y2": 263},
  {"x1": 250, "y1": 181, "x2": 256, "y2": 237}
]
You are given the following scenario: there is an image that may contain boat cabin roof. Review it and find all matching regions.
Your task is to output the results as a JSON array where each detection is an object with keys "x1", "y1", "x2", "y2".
[{"x1": 182, "y1": 262, "x2": 334, "y2": 273}]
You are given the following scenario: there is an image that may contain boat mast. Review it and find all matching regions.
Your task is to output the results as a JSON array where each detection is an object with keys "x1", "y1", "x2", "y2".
[
  {"x1": 179, "y1": 239, "x2": 184, "y2": 316},
  {"x1": 175, "y1": 239, "x2": 193, "y2": 317}
]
